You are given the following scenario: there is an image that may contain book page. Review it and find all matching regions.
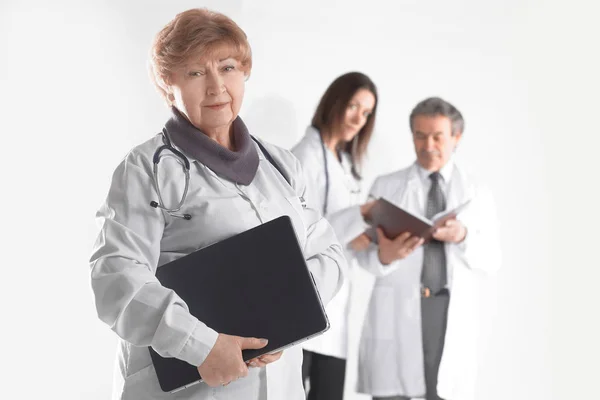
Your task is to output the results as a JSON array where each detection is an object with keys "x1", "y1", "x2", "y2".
[{"x1": 432, "y1": 199, "x2": 472, "y2": 224}]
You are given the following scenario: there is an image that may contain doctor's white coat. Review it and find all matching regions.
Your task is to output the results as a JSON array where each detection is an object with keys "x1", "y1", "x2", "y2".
[
  {"x1": 355, "y1": 162, "x2": 501, "y2": 400},
  {"x1": 89, "y1": 134, "x2": 346, "y2": 400},
  {"x1": 292, "y1": 127, "x2": 368, "y2": 359}
]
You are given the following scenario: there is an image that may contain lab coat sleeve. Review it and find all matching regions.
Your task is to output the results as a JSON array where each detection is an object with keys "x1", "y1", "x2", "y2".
[
  {"x1": 455, "y1": 185, "x2": 502, "y2": 273},
  {"x1": 296, "y1": 148, "x2": 368, "y2": 246},
  {"x1": 295, "y1": 149, "x2": 326, "y2": 214},
  {"x1": 290, "y1": 155, "x2": 347, "y2": 306},
  {"x1": 89, "y1": 151, "x2": 218, "y2": 368},
  {"x1": 328, "y1": 206, "x2": 370, "y2": 247},
  {"x1": 352, "y1": 241, "x2": 415, "y2": 277},
  {"x1": 353, "y1": 243, "x2": 396, "y2": 277}
]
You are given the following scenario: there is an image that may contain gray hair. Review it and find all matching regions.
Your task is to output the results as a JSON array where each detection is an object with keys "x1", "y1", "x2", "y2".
[{"x1": 409, "y1": 97, "x2": 464, "y2": 136}]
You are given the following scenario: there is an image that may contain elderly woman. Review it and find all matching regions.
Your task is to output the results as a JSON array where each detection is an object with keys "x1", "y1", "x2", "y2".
[{"x1": 89, "y1": 8, "x2": 346, "y2": 400}]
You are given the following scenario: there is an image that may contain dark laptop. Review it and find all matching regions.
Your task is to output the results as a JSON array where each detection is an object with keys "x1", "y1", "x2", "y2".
[{"x1": 149, "y1": 215, "x2": 330, "y2": 393}]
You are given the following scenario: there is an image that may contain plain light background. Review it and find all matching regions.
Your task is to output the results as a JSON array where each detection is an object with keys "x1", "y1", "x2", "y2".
[{"x1": 1, "y1": 0, "x2": 598, "y2": 399}]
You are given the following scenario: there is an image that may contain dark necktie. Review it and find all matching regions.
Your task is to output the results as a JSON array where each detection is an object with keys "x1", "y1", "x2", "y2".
[{"x1": 421, "y1": 172, "x2": 447, "y2": 293}]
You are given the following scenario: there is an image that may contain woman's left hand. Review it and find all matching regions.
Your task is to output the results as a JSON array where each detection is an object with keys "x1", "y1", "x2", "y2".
[
  {"x1": 360, "y1": 200, "x2": 377, "y2": 219},
  {"x1": 246, "y1": 351, "x2": 284, "y2": 368},
  {"x1": 350, "y1": 233, "x2": 371, "y2": 251}
]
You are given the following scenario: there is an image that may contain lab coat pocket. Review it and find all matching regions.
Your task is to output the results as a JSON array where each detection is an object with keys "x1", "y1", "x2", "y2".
[
  {"x1": 283, "y1": 195, "x2": 307, "y2": 249},
  {"x1": 364, "y1": 286, "x2": 395, "y2": 340}
]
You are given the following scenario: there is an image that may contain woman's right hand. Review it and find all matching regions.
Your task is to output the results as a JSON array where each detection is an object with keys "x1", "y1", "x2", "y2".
[{"x1": 197, "y1": 334, "x2": 268, "y2": 387}]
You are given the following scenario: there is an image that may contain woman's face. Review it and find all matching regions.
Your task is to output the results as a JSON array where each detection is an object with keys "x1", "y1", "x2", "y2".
[
  {"x1": 167, "y1": 45, "x2": 247, "y2": 134},
  {"x1": 336, "y1": 88, "x2": 376, "y2": 143}
]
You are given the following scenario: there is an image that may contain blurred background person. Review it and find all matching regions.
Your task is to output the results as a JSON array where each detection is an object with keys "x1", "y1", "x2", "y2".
[
  {"x1": 292, "y1": 71, "x2": 378, "y2": 400},
  {"x1": 354, "y1": 97, "x2": 501, "y2": 400}
]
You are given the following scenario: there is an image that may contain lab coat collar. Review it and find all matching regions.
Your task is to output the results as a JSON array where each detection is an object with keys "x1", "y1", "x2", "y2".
[{"x1": 415, "y1": 158, "x2": 455, "y2": 184}]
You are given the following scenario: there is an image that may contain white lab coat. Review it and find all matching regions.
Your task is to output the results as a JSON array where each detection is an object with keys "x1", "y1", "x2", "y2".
[
  {"x1": 89, "y1": 133, "x2": 347, "y2": 400},
  {"x1": 292, "y1": 127, "x2": 368, "y2": 359},
  {"x1": 355, "y1": 161, "x2": 501, "y2": 400}
]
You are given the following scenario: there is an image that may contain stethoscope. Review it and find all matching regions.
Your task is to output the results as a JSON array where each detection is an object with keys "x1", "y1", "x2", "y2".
[
  {"x1": 320, "y1": 134, "x2": 331, "y2": 215},
  {"x1": 149, "y1": 128, "x2": 192, "y2": 220},
  {"x1": 149, "y1": 128, "x2": 294, "y2": 221},
  {"x1": 319, "y1": 133, "x2": 361, "y2": 216}
]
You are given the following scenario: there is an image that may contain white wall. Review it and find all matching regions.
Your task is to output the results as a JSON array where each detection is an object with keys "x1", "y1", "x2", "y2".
[{"x1": 1, "y1": 0, "x2": 598, "y2": 399}]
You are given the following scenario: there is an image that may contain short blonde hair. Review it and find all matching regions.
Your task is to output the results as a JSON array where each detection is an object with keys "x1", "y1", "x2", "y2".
[{"x1": 149, "y1": 8, "x2": 252, "y2": 103}]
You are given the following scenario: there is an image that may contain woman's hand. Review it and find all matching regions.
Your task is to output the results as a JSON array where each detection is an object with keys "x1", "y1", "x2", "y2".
[
  {"x1": 360, "y1": 200, "x2": 377, "y2": 220},
  {"x1": 245, "y1": 350, "x2": 284, "y2": 368},
  {"x1": 197, "y1": 334, "x2": 269, "y2": 387},
  {"x1": 350, "y1": 233, "x2": 372, "y2": 251}
]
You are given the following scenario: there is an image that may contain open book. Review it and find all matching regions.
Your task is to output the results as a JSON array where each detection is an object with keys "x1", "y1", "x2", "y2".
[{"x1": 365, "y1": 197, "x2": 472, "y2": 243}]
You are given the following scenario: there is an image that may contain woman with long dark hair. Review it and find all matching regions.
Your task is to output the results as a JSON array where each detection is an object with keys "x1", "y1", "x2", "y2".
[{"x1": 292, "y1": 71, "x2": 378, "y2": 400}]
